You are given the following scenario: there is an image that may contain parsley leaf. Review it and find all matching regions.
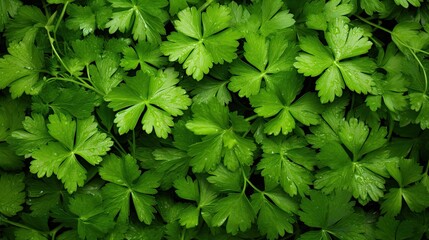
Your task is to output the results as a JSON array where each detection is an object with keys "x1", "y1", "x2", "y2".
[
  {"x1": 211, "y1": 193, "x2": 256, "y2": 235},
  {"x1": 302, "y1": 0, "x2": 355, "y2": 31},
  {"x1": 258, "y1": 136, "x2": 316, "y2": 196},
  {"x1": 366, "y1": 74, "x2": 409, "y2": 112},
  {"x1": 251, "y1": 190, "x2": 296, "y2": 239},
  {"x1": 186, "y1": 99, "x2": 256, "y2": 172},
  {"x1": 99, "y1": 154, "x2": 161, "y2": 224},
  {"x1": 58, "y1": 194, "x2": 115, "y2": 240},
  {"x1": 0, "y1": 37, "x2": 45, "y2": 98},
  {"x1": 4, "y1": 5, "x2": 46, "y2": 43},
  {"x1": 30, "y1": 113, "x2": 113, "y2": 193},
  {"x1": 105, "y1": 68, "x2": 192, "y2": 138},
  {"x1": 27, "y1": 177, "x2": 64, "y2": 217},
  {"x1": 173, "y1": 177, "x2": 217, "y2": 228},
  {"x1": 89, "y1": 53, "x2": 124, "y2": 95},
  {"x1": 250, "y1": 73, "x2": 324, "y2": 135},
  {"x1": 248, "y1": 0, "x2": 295, "y2": 36},
  {"x1": 0, "y1": 0, "x2": 21, "y2": 32},
  {"x1": 10, "y1": 114, "x2": 53, "y2": 157},
  {"x1": 0, "y1": 173, "x2": 25, "y2": 217},
  {"x1": 299, "y1": 190, "x2": 373, "y2": 239},
  {"x1": 161, "y1": 4, "x2": 240, "y2": 80},
  {"x1": 229, "y1": 33, "x2": 298, "y2": 97},
  {"x1": 314, "y1": 118, "x2": 396, "y2": 202},
  {"x1": 106, "y1": 0, "x2": 168, "y2": 43},
  {"x1": 120, "y1": 41, "x2": 166, "y2": 75},
  {"x1": 294, "y1": 18, "x2": 375, "y2": 103},
  {"x1": 382, "y1": 158, "x2": 429, "y2": 216},
  {"x1": 66, "y1": 0, "x2": 112, "y2": 36}
]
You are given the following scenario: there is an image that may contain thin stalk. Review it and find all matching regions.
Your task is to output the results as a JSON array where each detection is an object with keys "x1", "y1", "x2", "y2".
[
  {"x1": 46, "y1": 77, "x2": 103, "y2": 95},
  {"x1": 410, "y1": 50, "x2": 428, "y2": 93},
  {"x1": 198, "y1": 0, "x2": 214, "y2": 12},
  {"x1": 354, "y1": 15, "x2": 392, "y2": 34},
  {"x1": 53, "y1": 1, "x2": 70, "y2": 44}
]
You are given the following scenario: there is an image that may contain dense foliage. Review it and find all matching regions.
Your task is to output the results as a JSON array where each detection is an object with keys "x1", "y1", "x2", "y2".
[{"x1": 1, "y1": 0, "x2": 429, "y2": 239}]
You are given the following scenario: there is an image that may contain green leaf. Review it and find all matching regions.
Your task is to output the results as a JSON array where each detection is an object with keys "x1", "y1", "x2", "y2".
[
  {"x1": 89, "y1": 53, "x2": 124, "y2": 95},
  {"x1": 106, "y1": 0, "x2": 169, "y2": 43},
  {"x1": 258, "y1": 136, "x2": 316, "y2": 196},
  {"x1": 186, "y1": 99, "x2": 256, "y2": 171},
  {"x1": 161, "y1": 4, "x2": 240, "y2": 80},
  {"x1": 0, "y1": 37, "x2": 45, "y2": 98},
  {"x1": 27, "y1": 177, "x2": 64, "y2": 217},
  {"x1": 66, "y1": 1, "x2": 112, "y2": 36},
  {"x1": 294, "y1": 18, "x2": 375, "y2": 103},
  {"x1": 394, "y1": 0, "x2": 422, "y2": 8},
  {"x1": 0, "y1": 0, "x2": 22, "y2": 32},
  {"x1": 30, "y1": 113, "x2": 113, "y2": 193},
  {"x1": 0, "y1": 173, "x2": 25, "y2": 216},
  {"x1": 100, "y1": 154, "x2": 161, "y2": 224},
  {"x1": 10, "y1": 114, "x2": 53, "y2": 157},
  {"x1": 4, "y1": 5, "x2": 46, "y2": 43},
  {"x1": 67, "y1": 194, "x2": 115, "y2": 240},
  {"x1": 251, "y1": 0, "x2": 295, "y2": 36},
  {"x1": 229, "y1": 33, "x2": 298, "y2": 97},
  {"x1": 120, "y1": 41, "x2": 167, "y2": 74},
  {"x1": 211, "y1": 193, "x2": 256, "y2": 235},
  {"x1": 251, "y1": 192, "x2": 294, "y2": 239},
  {"x1": 105, "y1": 68, "x2": 192, "y2": 137},
  {"x1": 250, "y1": 75, "x2": 323, "y2": 135},
  {"x1": 303, "y1": 0, "x2": 355, "y2": 31}
]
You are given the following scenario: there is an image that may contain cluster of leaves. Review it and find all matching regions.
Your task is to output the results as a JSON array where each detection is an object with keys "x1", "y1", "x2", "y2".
[{"x1": 1, "y1": 0, "x2": 429, "y2": 239}]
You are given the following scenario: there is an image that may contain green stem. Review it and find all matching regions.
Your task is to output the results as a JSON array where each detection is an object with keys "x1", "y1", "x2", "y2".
[
  {"x1": 354, "y1": 15, "x2": 392, "y2": 34},
  {"x1": 0, "y1": 217, "x2": 41, "y2": 233},
  {"x1": 101, "y1": 129, "x2": 127, "y2": 155},
  {"x1": 410, "y1": 50, "x2": 428, "y2": 93},
  {"x1": 245, "y1": 114, "x2": 259, "y2": 122},
  {"x1": 241, "y1": 168, "x2": 263, "y2": 194},
  {"x1": 46, "y1": 77, "x2": 103, "y2": 95},
  {"x1": 198, "y1": 0, "x2": 214, "y2": 11},
  {"x1": 54, "y1": 1, "x2": 70, "y2": 35},
  {"x1": 49, "y1": 224, "x2": 64, "y2": 240}
]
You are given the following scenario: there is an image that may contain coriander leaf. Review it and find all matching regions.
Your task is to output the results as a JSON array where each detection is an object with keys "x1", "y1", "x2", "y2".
[
  {"x1": 30, "y1": 113, "x2": 113, "y2": 193},
  {"x1": 120, "y1": 41, "x2": 166, "y2": 74},
  {"x1": 0, "y1": 173, "x2": 25, "y2": 216},
  {"x1": 105, "y1": 68, "x2": 192, "y2": 138},
  {"x1": 0, "y1": 37, "x2": 45, "y2": 98},
  {"x1": 251, "y1": 192, "x2": 294, "y2": 239},
  {"x1": 229, "y1": 33, "x2": 298, "y2": 97},
  {"x1": 67, "y1": 194, "x2": 115, "y2": 240},
  {"x1": 99, "y1": 154, "x2": 161, "y2": 224},
  {"x1": 9, "y1": 114, "x2": 53, "y2": 157},
  {"x1": 211, "y1": 193, "x2": 256, "y2": 235},
  {"x1": 161, "y1": 4, "x2": 240, "y2": 80},
  {"x1": 258, "y1": 136, "x2": 316, "y2": 196},
  {"x1": 186, "y1": 99, "x2": 256, "y2": 172},
  {"x1": 190, "y1": 65, "x2": 232, "y2": 105},
  {"x1": 294, "y1": 18, "x2": 375, "y2": 103},
  {"x1": 89, "y1": 53, "x2": 124, "y2": 95},
  {"x1": 0, "y1": 0, "x2": 21, "y2": 32},
  {"x1": 66, "y1": 1, "x2": 112, "y2": 36},
  {"x1": 106, "y1": 0, "x2": 168, "y2": 43},
  {"x1": 250, "y1": 74, "x2": 323, "y2": 135}
]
